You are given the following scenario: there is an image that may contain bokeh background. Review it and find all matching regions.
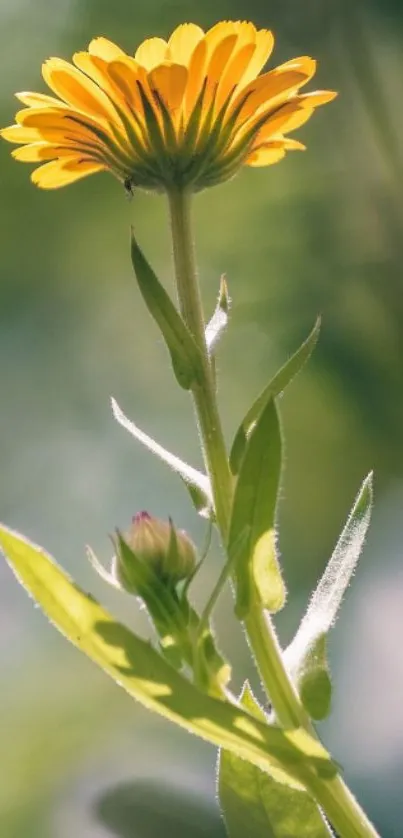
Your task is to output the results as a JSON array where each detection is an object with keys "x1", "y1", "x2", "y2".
[{"x1": 1, "y1": 1, "x2": 403, "y2": 836}]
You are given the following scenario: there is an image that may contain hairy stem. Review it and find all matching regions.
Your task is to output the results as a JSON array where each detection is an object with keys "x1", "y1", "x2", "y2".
[{"x1": 166, "y1": 186, "x2": 379, "y2": 838}]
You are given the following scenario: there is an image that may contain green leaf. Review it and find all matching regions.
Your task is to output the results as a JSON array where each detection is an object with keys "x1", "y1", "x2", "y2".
[
  {"x1": 111, "y1": 397, "x2": 213, "y2": 519},
  {"x1": 228, "y1": 398, "x2": 285, "y2": 618},
  {"x1": 230, "y1": 317, "x2": 321, "y2": 475},
  {"x1": 0, "y1": 525, "x2": 336, "y2": 785},
  {"x1": 131, "y1": 230, "x2": 203, "y2": 390},
  {"x1": 297, "y1": 634, "x2": 332, "y2": 721},
  {"x1": 218, "y1": 684, "x2": 333, "y2": 838},
  {"x1": 205, "y1": 275, "x2": 230, "y2": 354},
  {"x1": 284, "y1": 473, "x2": 373, "y2": 719}
]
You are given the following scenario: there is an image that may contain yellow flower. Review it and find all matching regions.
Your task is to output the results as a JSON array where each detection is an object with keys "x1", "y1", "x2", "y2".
[{"x1": 1, "y1": 21, "x2": 336, "y2": 191}]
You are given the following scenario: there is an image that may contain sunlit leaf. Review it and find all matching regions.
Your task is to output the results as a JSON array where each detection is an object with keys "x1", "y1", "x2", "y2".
[
  {"x1": 111, "y1": 397, "x2": 213, "y2": 519},
  {"x1": 284, "y1": 473, "x2": 373, "y2": 718},
  {"x1": 0, "y1": 525, "x2": 336, "y2": 785},
  {"x1": 131, "y1": 229, "x2": 204, "y2": 390},
  {"x1": 219, "y1": 684, "x2": 333, "y2": 838},
  {"x1": 230, "y1": 317, "x2": 321, "y2": 474},
  {"x1": 228, "y1": 398, "x2": 285, "y2": 618}
]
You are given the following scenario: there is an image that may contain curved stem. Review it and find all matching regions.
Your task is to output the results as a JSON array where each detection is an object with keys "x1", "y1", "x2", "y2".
[{"x1": 166, "y1": 186, "x2": 379, "y2": 838}]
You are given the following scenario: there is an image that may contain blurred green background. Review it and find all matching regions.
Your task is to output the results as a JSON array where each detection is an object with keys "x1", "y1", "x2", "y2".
[{"x1": 1, "y1": 1, "x2": 403, "y2": 835}]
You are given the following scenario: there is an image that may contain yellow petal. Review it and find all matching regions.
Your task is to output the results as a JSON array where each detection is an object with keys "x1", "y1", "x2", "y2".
[
  {"x1": 31, "y1": 157, "x2": 105, "y2": 189},
  {"x1": 274, "y1": 56, "x2": 316, "y2": 84},
  {"x1": 135, "y1": 37, "x2": 168, "y2": 71},
  {"x1": 239, "y1": 29, "x2": 274, "y2": 88},
  {"x1": 88, "y1": 37, "x2": 125, "y2": 61},
  {"x1": 12, "y1": 143, "x2": 74, "y2": 162},
  {"x1": 296, "y1": 90, "x2": 338, "y2": 108},
  {"x1": 167, "y1": 23, "x2": 204, "y2": 66},
  {"x1": 203, "y1": 34, "x2": 238, "y2": 112},
  {"x1": 17, "y1": 106, "x2": 100, "y2": 133},
  {"x1": 245, "y1": 144, "x2": 286, "y2": 166},
  {"x1": 15, "y1": 108, "x2": 110, "y2": 150},
  {"x1": 231, "y1": 21, "x2": 257, "y2": 47},
  {"x1": 215, "y1": 42, "x2": 256, "y2": 112},
  {"x1": 280, "y1": 106, "x2": 314, "y2": 133},
  {"x1": 206, "y1": 34, "x2": 238, "y2": 86},
  {"x1": 42, "y1": 58, "x2": 117, "y2": 121},
  {"x1": 73, "y1": 52, "x2": 117, "y2": 99},
  {"x1": 183, "y1": 38, "x2": 207, "y2": 119},
  {"x1": 254, "y1": 102, "x2": 306, "y2": 141},
  {"x1": 232, "y1": 69, "x2": 308, "y2": 124},
  {"x1": 204, "y1": 21, "x2": 236, "y2": 53},
  {"x1": 148, "y1": 63, "x2": 188, "y2": 117},
  {"x1": 281, "y1": 137, "x2": 306, "y2": 150},
  {"x1": 108, "y1": 57, "x2": 144, "y2": 111},
  {"x1": 15, "y1": 91, "x2": 65, "y2": 108},
  {"x1": 0, "y1": 124, "x2": 41, "y2": 143}
]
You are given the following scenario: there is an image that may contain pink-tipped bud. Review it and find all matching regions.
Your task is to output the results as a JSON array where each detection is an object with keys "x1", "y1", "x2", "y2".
[{"x1": 115, "y1": 511, "x2": 196, "y2": 590}]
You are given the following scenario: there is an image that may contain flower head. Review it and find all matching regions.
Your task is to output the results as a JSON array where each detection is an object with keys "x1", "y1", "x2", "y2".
[{"x1": 1, "y1": 21, "x2": 336, "y2": 192}]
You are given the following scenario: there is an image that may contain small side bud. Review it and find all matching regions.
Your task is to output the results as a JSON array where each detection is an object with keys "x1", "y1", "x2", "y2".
[{"x1": 114, "y1": 511, "x2": 196, "y2": 592}]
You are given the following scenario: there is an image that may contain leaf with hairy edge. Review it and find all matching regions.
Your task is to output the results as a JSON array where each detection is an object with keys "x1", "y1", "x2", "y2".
[
  {"x1": 0, "y1": 525, "x2": 336, "y2": 784},
  {"x1": 111, "y1": 397, "x2": 213, "y2": 519},
  {"x1": 131, "y1": 230, "x2": 203, "y2": 390},
  {"x1": 228, "y1": 398, "x2": 285, "y2": 618},
  {"x1": 219, "y1": 683, "x2": 333, "y2": 838},
  {"x1": 230, "y1": 318, "x2": 321, "y2": 475},
  {"x1": 205, "y1": 275, "x2": 230, "y2": 354},
  {"x1": 284, "y1": 473, "x2": 373, "y2": 720}
]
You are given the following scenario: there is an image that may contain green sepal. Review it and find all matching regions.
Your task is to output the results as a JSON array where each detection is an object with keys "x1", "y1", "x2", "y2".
[
  {"x1": 205, "y1": 274, "x2": 230, "y2": 355},
  {"x1": 115, "y1": 533, "x2": 189, "y2": 668},
  {"x1": 218, "y1": 683, "x2": 333, "y2": 838},
  {"x1": 296, "y1": 634, "x2": 332, "y2": 721},
  {"x1": 90, "y1": 531, "x2": 230, "y2": 691},
  {"x1": 0, "y1": 524, "x2": 336, "y2": 785},
  {"x1": 284, "y1": 473, "x2": 373, "y2": 719},
  {"x1": 230, "y1": 317, "x2": 321, "y2": 475},
  {"x1": 135, "y1": 83, "x2": 168, "y2": 170},
  {"x1": 227, "y1": 398, "x2": 286, "y2": 618},
  {"x1": 130, "y1": 230, "x2": 204, "y2": 390}
]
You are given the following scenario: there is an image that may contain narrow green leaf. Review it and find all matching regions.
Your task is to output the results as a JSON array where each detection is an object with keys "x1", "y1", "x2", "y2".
[
  {"x1": 230, "y1": 318, "x2": 321, "y2": 474},
  {"x1": 0, "y1": 525, "x2": 336, "y2": 784},
  {"x1": 111, "y1": 397, "x2": 213, "y2": 519},
  {"x1": 228, "y1": 399, "x2": 285, "y2": 618},
  {"x1": 131, "y1": 230, "x2": 203, "y2": 390},
  {"x1": 205, "y1": 275, "x2": 230, "y2": 354},
  {"x1": 284, "y1": 473, "x2": 373, "y2": 717},
  {"x1": 219, "y1": 684, "x2": 333, "y2": 838}
]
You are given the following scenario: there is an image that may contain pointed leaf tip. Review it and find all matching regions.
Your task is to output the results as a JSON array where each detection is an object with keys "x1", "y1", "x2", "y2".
[
  {"x1": 230, "y1": 317, "x2": 321, "y2": 475},
  {"x1": 205, "y1": 274, "x2": 230, "y2": 354},
  {"x1": 284, "y1": 472, "x2": 373, "y2": 716},
  {"x1": 111, "y1": 397, "x2": 214, "y2": 518}
]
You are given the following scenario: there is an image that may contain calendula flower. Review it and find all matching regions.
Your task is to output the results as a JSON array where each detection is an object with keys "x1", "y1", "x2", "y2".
[{"x1": 1, "y1": 21, "x2": 336, "y2": 191}]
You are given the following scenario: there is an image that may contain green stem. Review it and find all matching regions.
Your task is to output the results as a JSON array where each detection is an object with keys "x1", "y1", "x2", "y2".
[
  {"x1": 166, "y1": 186, "x2": 379, "y2": 838},
  {"x1": 168, "y1": 187, "x2": 233, "y2": 536}
]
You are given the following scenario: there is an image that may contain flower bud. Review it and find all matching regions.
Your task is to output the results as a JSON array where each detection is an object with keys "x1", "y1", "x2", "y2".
[{"x1": 114, "y1": 511, "x2": 196, "y2": 592}]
